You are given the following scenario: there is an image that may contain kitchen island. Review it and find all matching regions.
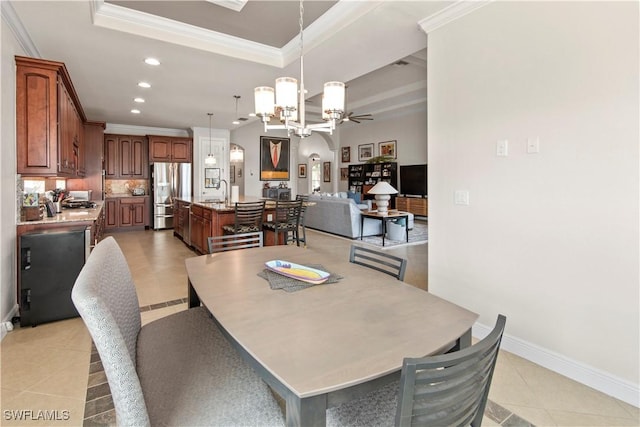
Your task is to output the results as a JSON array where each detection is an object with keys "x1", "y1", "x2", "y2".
[{"x1": 174, "y1": 197, "x2": 284, "y2": 254}]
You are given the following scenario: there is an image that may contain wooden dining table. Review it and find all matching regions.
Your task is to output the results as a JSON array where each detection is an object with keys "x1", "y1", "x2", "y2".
[{"x1": 185, "y1": 245, "x2": 478, "y2": 427}]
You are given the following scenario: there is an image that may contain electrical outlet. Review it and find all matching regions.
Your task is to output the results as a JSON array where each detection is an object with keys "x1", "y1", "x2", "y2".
[
  {"x1": 454, "y1": 190, "x2": 470, "y2": 205},
  {"x1": 267, "y1": 214, "x2": 273, "y2": 221}
]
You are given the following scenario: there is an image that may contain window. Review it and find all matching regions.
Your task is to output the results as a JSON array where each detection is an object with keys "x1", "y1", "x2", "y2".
[{"x1": 311, "y1": 162, "x2": 321, "y2": 192}]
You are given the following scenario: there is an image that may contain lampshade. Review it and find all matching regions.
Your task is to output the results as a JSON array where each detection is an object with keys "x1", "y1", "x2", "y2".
[
  {"x1": 254, "y1": 87, "x2": 275, "y2": 116},
  {"x1": 367, "y1": 181, "x2": 398, "y2": 195},
  {"x1": 275, "y1": 77, "x2": 298, "y2": 110},
  {"x1": 323, "y1": 81, "x2": 345, "y2": 113}
]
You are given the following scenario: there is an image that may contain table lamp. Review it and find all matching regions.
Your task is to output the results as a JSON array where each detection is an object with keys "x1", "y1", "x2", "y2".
[{"x1": 367, "y1": 181, "x2": 398, "y2": 214}]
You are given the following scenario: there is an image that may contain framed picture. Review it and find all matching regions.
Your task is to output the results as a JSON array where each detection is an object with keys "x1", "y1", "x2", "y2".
[
  {"x1": 358, "y1": 143, "x2": 374, "y2": 162},
  {"x1": 378, "y1": 140, "x2": 397, "y2": 159},
  {"x1": 340, "y1": 167, "x2": 348, "y2": 181},
  {"x1": 229, "y1": 165, "x2": 235, "y2": 184},
  {"x1": 260, "y1": 136, "x2": 290, "y2": 181},
  {"x1": 298, "y1": 163, "x2": 307, "y2": 178},
  {"x1": 341, "y1": 146, "x2": 351, "y2": 163},
  {"x1": 323, "y1": 162, "x2": 331, "y2": 182},
  {"x1": 205, "y1": 168, "x2": 220, "y2": 188}
]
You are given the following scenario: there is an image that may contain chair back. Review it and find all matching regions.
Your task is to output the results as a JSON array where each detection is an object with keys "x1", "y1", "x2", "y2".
[
  {"x1": 232, "y1": 201, "x2": 266, "y2": 233},
  {"x1": 349, "y1": 245, "x2": 408, "y2": 280},
  {"x1": 273, "y1": 199, "x2": 302, "y2": 226},
  {"x1": 71, "y1": 237, "x2": 150, "y2": 426},
  {"x1": 208, "y1": 231, "x2": 263, "y2": 253},
  {"x1": 395, "y1": 315, "x2": 507, "y2": 427}
]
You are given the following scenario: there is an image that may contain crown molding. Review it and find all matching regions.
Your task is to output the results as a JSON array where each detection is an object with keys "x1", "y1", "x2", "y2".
[
  {"x1": 205, "y1": 0, "x2": 248, "y2": 13},
  {"x1": 418, "y1": 0, "x2": 493, "y2": 34},
  {"x1": 281, "y1": 1, "x2": 383, "y2": 66},
  {"x1": 89, "y1": 0, "x2": 379, "y2": 69},
  {"x1": 105, "y1": 123, "x2": 191, "y2": 137},
  {"x1": 1, "y1": 1, "x2": 40, "y2": 58},
  {"x1": 90, "y1": 0, "x2": 283, "y2": 67}
]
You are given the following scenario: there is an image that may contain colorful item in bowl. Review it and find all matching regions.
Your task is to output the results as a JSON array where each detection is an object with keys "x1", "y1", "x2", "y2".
[{"x1": 265, "y1": 260, "x2": 330, "y2": 284}]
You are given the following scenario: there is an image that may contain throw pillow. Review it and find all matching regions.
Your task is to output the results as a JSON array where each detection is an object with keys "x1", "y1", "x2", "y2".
[{"x1": 347, "y1": 191, "x2": 361, "y2": 204}]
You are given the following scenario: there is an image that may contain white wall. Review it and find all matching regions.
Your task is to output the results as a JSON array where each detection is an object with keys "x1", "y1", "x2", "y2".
[
  {"x1": 428, "y1": 1, "x2": 639, "y2": 405},
  {"x1": 1, "y1": 9, "x2": 27, "y2": 338}
]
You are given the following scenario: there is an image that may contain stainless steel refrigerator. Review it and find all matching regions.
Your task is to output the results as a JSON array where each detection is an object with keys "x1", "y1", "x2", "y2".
[{"x1": 151, "y1": 163, "x2": 192, "y2": 230}]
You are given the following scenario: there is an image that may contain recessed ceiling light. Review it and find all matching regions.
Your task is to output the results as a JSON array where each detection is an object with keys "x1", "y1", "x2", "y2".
[
  {"x1": 131, "y1": 109, "x2": 141, "y2": 114},
  {"x1": 232, "y1": 120, "x2": 240, "y2": 125},
  {"x1": 249, "y1": 113, "x2": 256, "y2": 117},
  {"x1": 138, "y1": 82, "x2": 151, "y2": 88},
  {"x1": 134, "y1": 97, "x2": 145, "y2": 103},
  {"x1": 144, "y1": 58, "x2": 160, "y2": 66}
]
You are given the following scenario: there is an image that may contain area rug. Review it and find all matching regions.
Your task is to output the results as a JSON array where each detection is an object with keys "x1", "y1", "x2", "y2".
[
  {"x1": 359, "y1": 220, "x2": 428, "y2": 250},
  {"x1": 307, "y1": 220, "x2": 428, "y2": 250}
]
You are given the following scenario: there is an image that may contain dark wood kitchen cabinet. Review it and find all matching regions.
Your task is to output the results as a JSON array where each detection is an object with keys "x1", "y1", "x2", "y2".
[
  {"x1": 189, "y1": 204, "x2": 212, "y2": 254},
  {"x1": 104, "y1": 197, "x2": 149, "y2": 229},
  {"x1": 16, "y1": 56, "x2": 86, "y2": 177},
  {"x1": 148, "y1": 135, "x2": 192, "y2": 163},
  {"x1": 104, "y1": 134, "x2": 148, "y2": 179}
]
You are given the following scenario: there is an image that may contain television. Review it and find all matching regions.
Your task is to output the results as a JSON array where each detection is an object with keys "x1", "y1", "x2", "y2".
[{"x1": 399, "y1": 164, "x2": 427, "y2": 197}]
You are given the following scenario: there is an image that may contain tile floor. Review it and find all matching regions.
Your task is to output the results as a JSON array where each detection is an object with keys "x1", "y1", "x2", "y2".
[{"x1": 1, "y1": 226, "x2": 638, "y2": 426}]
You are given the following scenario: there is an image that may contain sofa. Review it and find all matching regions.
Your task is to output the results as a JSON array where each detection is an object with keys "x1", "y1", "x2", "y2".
[{"x1": 303, "y1": 193, "x2": 414, "y2": 239}]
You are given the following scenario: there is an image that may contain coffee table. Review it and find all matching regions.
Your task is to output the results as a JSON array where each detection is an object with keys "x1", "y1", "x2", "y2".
[{"x1": 360, "y1": 210, "x2": 410, "y2": 246}]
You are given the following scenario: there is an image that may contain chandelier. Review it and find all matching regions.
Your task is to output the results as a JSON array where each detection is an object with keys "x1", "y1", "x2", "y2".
[{"x1": 254, "y1": 0, "x2": 345, "y2": 138}]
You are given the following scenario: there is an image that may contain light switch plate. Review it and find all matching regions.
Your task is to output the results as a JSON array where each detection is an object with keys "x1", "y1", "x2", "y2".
[
  {"x1": 497, "y1": 139, "x2": 508, "y2": 157},
  {"x1": 454, "y1": 190, "x2": 470, "y2": 205},
  {"x1": 527, "y1": 137, "x2": 540, "y2": 153}
]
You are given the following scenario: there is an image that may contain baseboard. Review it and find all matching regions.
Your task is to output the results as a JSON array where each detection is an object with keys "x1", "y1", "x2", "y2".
[
  {"x1": 0, "y1": 304, "x2": 20, "y2": 342},
  {"x1": 473, "y1": 321, "x2": 640, "y2": 408}
]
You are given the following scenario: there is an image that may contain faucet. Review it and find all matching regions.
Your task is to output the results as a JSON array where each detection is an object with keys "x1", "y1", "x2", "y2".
[{"x1": 220, "y1": 179, "x2": 228, "y2": 205}]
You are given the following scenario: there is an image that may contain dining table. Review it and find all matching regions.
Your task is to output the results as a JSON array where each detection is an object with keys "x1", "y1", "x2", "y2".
[{"x1": 185, "y1": 245, "x2": 478, "y2": 427}]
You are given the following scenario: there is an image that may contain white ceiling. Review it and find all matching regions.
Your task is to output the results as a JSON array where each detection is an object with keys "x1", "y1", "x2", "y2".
[{"x1": 7, "y1": 0, "x2": 451, "y2": 131}]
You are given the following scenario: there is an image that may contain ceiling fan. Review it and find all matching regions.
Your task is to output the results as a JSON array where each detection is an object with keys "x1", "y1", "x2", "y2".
[
  {"x1": 341, "y1": 111, "x2": 373, "y2": 124},
  {"x1": 339, "y1": 85, "x2": 373, "y2": 124}
]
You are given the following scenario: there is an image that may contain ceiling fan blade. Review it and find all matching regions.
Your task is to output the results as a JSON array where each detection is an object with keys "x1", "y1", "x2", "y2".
[{"x1": 351, "y1": 118, "x2": 361, "y2": 124}]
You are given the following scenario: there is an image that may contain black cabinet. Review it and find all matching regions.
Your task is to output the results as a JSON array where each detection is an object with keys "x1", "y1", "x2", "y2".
[
  {"x1": 348, "y1": 162, "x2": 398, "y2": 207},
  {"x1": 262, "y1": 188, "x2": 291, "y2": 200}
]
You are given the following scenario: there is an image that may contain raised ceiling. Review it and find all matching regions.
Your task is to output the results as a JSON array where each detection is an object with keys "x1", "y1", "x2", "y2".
[{"x1": 7, "y1": 1, "x2": 452, "y2": 131}]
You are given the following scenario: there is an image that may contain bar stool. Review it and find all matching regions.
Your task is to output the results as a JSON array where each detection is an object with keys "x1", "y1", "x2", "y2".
[
  {"x1": 263, "y1": 199, "x2": 302, "y2": 245},
  {"x1": 222, "y1": 201, "x2": 266, "y2": 235}
]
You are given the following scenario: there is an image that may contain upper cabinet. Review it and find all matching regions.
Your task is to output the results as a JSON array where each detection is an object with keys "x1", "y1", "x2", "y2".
[
  {"x1": 104, "y1": 134, "x2": 149, "y2": 179},
  {"x1": 148, "y1": 135, "x2": 192, "y2": 163},
  {"x1": 16, "y1": 56, "x2": 86, "y2": 177}
]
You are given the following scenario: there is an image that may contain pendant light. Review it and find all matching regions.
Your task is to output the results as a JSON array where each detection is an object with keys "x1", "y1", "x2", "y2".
[{"x1": 205, "y1": 113, "x2": 216, "y2": 165}]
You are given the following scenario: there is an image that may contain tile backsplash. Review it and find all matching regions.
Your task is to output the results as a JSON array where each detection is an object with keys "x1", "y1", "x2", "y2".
[{"x1": 105, "y1": 179, "x2": 148, "y2": 196}]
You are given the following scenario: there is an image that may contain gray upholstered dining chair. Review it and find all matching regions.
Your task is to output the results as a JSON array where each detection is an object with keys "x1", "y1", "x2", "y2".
[
  {"x1": 208, "y1": 231, "x2": 263, "y2": 253},
  {"x1": 327, "y1": 315, "x2": 507, "y2": 427},
  {"x1": 72, "y1": 237, "x2": 284, "y2": 427},
  {"x1": 349, "y1": 244, "x2": 408, "y2": 280}
]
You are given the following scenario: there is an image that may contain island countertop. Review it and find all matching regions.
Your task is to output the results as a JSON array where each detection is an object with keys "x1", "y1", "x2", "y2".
[
  {"x1": 175, "y1": 196, "x2": 275, "y2": 212},
  {"x1": 17, "y1": 201, "x2": 104, "y2": 226}
]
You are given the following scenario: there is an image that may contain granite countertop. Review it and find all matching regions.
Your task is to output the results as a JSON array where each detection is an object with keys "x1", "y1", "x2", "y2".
[
  {"x1": 17, "y1": 201, "x2": 104, "y2": 226},
  {"x1": 175, "y1": 196, "x2": 274, "y2": 212},
  {"x1": 106, "y1": 193, "x2": 149, "y2": 198}
]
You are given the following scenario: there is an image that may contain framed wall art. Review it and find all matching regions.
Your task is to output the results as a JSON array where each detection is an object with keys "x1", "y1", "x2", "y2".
[
  {"x1": 378, "y1": 140, "x2": 397, "y2": 159},
  {"x1": 260, "y1": 136, "x2": 290, "y2": 181},
  {"x1": 340, "y1": 167, "x2": 348, "y2": 181},
  {"x1": 341, "y1": 146, "x2": 351, "y2": 163},
  {"x1": 229, "y1": 165, "x2": 235, "y2": 184},
  {"x1": 298, "y1": 163, "x2": 307, "y2": 178},
  {"x1": 323, "y1": 162, "x2": 331, "y2": 182},
  {"x1": 358, "y1": 143, "x2": 374, "y2": 162}
]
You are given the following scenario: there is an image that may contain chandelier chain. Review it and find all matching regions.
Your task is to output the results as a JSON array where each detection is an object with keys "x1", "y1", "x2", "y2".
[{"x1": 299, "y1": 0, "x2": 304, "y2": 56}]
